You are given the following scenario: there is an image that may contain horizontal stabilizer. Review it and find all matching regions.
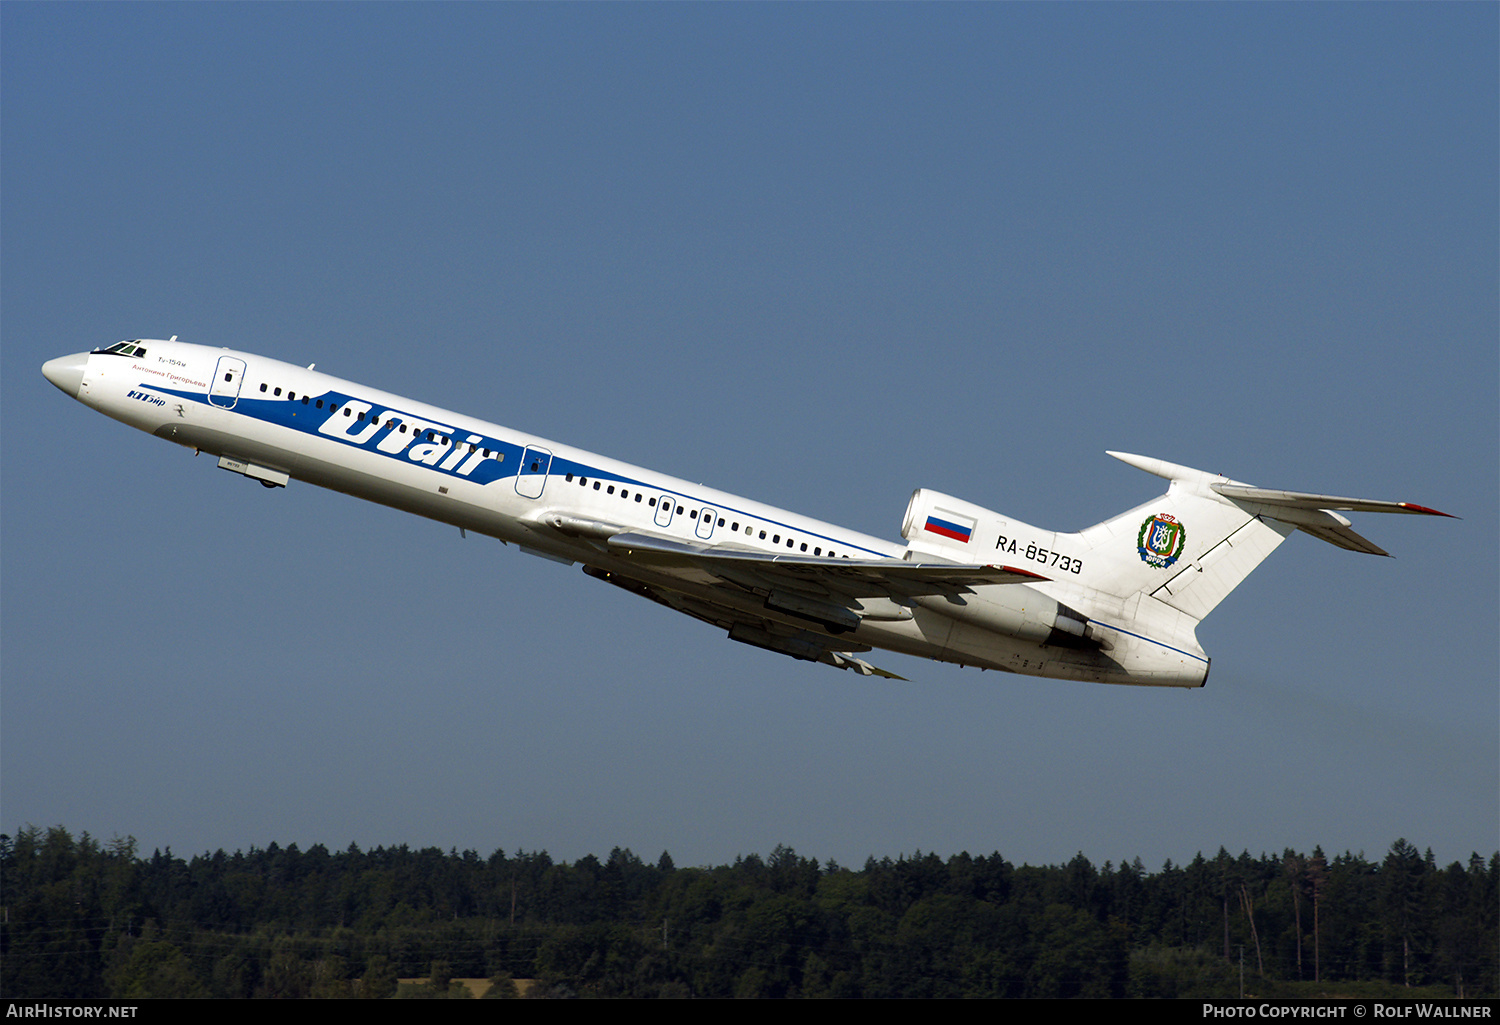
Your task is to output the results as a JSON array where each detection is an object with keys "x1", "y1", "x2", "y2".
[
  {"x1": 1289, "y1": 520, "x2": 1390, "y2": 557},
  {"x1": 1210, "y1": 483, "x2": 1456, "y2": 556},
  {"x1": 1210, "y1": 484, "x2": 1457, "y2": 519}
]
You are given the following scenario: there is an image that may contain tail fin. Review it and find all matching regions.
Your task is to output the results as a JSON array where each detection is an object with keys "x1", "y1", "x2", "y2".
[{"x1": 1076, "y1": 453, "x2": 1455, "y2": 623}]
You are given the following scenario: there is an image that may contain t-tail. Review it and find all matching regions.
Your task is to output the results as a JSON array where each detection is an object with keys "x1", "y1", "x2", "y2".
[
  {"x1": 900, "y1": 452, "x2": 1455, "y2": 687},
  {"x1": 1084, "y1": 451, "x2": 1455, "y2": 619}
]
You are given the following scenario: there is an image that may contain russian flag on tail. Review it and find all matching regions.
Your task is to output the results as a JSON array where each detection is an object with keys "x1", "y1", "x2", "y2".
[{"x1": 924, "y1": 512, "x2": 975, "y2": 544}]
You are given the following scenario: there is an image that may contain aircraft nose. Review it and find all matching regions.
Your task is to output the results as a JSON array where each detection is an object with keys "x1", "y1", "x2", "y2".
[{"x1": 42, "y1": 352, "x2": 89, "y2": 398}]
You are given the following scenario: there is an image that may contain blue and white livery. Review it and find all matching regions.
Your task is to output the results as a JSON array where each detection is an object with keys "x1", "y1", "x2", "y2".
[{"x1": 43, "y1": 338, "x2": 1455, "y2": 686}]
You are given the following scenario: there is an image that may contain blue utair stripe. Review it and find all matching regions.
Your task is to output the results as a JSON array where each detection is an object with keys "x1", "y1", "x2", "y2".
[{"x1": 155, "y1": 382, "x2": 892, "y2": 558}]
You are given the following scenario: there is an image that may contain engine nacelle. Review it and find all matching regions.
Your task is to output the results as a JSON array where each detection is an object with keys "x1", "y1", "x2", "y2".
[
  {"x1": 901, "y1": 488, "x2": 1055, "y2": 561},
  {"x1": 908, "y1": 589, "x2": 1105, "y2": 651},
  {"x1": 901, "y1": 489, "x2": 1108, "y2": 651}
]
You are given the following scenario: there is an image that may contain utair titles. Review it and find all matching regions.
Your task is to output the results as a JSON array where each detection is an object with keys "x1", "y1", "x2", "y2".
[{"x1": 313, "y1": 397, "x2": 508, "y2": 481}]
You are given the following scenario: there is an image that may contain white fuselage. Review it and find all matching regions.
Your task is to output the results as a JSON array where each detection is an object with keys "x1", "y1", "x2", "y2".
[{"x1": 44, "y1": 339, "x2": 1215, "y2": 687}]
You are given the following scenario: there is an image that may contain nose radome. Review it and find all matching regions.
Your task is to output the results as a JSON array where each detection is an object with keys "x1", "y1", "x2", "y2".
[{"x1": 42, "y1": 353, "x2": 89, "y2": 398}]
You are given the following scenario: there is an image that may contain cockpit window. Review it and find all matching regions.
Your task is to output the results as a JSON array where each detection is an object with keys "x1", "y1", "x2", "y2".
[{"x1": 92, "y1": 340, "x2": 148, "y2": 358}]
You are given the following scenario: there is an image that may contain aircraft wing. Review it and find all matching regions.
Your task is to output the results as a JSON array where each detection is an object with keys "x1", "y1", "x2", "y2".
[
  {"x1": 534, "y1": 514, "x2": 1047, "y2": 597},
  {"x1": 583, "y1": 561, "x2": 915, "y2": 679},
  {"x1": 564, "y1": 528, "x2": 1046, "y2": 679},
  {"x1": 603, "y1": 530, "x2": 1046, "y2": 600}
]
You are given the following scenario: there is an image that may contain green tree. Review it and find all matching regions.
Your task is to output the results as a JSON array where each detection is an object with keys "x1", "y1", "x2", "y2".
[
  {"x1": 361, "y1": 953, "x2": 398, "y2": 999},
  {"x1": 1381, "y1": 839, "x2": 1428, "y2": 987},
  {"x1": 482, "y1": 971, "x2": 519, "y2": 998},
  {"x1": 105, "y1": 939, "x2": 208, "y2": 998}
]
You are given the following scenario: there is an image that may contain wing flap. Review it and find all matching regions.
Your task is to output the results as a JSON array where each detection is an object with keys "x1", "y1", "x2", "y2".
[{"x1": 583, "y1": 566, "x2": 909, "y2": 679}]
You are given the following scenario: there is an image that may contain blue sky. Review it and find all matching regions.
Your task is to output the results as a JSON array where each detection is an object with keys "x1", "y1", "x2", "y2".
[{"x1": 4, "y1": 3, "x2": 1495, "y2": 870}]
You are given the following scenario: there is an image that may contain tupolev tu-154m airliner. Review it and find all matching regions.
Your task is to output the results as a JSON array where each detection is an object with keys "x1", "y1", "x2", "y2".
[{"x1": 43, "y1": 338, "x2": 1455, "y2": 686}]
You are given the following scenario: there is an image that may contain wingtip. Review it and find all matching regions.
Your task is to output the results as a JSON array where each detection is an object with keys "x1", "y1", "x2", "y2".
[{"x1": 1398, "y1": 502, "x2": 1459, "y2": 519}]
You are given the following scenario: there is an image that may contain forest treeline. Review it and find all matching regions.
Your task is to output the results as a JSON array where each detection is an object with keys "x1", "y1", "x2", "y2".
[{"x1": 1, "y1": 826, "x2": 1494, "y2": 998}]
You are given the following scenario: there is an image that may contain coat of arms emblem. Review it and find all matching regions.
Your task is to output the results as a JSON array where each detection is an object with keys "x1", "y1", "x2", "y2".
[{"x1": 1137, "y1": 513, "x2": 1186, "y2": 568}]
